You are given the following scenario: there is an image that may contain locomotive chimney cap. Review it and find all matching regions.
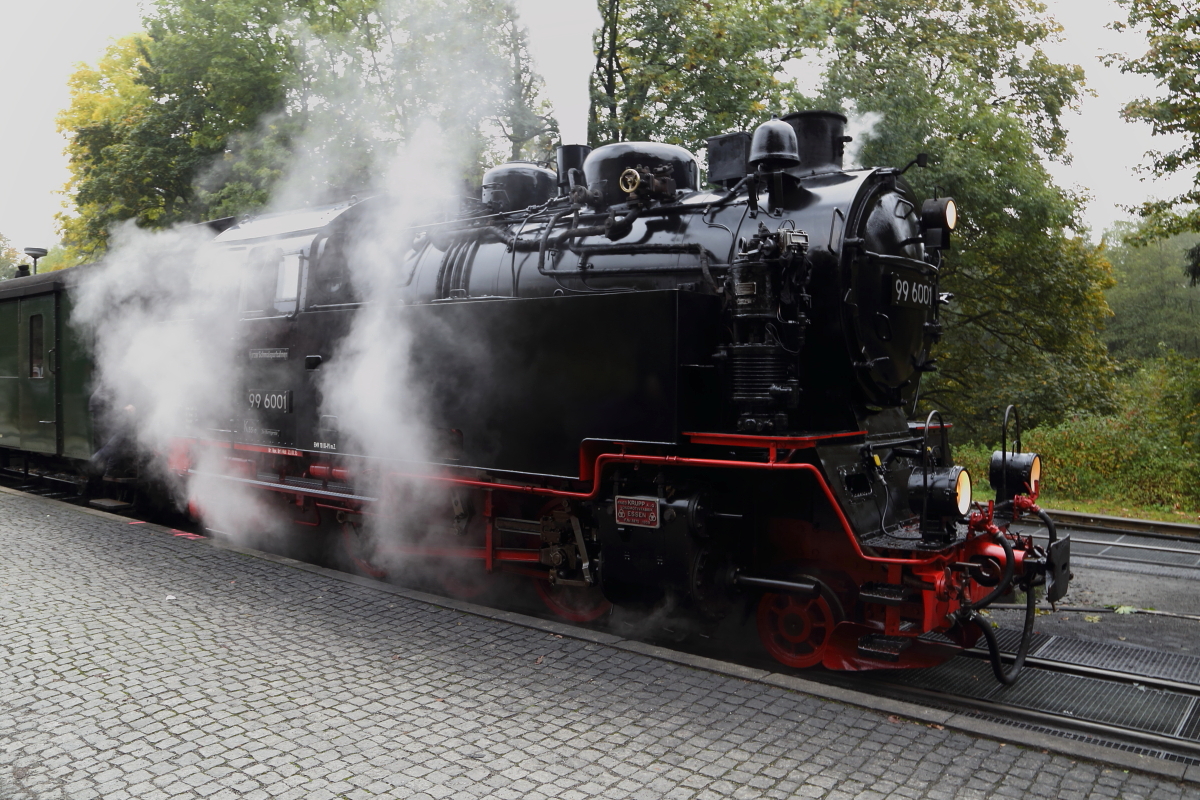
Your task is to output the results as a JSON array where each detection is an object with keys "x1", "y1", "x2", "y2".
[{"x1": 749, "y1": 116, "x2": 800, "y2": 170}]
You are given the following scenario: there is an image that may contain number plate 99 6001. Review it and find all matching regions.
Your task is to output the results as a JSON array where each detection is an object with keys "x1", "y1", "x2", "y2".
[
  {"x1": 248, "y1": 390, "x2": 292, "y2": 413},
  {"x1": 888, "y1": 272, "x2": 934, "y2": 309}
]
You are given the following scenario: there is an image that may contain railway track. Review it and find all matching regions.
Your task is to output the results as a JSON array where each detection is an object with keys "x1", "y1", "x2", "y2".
[
  {"x1": 1010, "y1": 508, "x2": 1200, "y2": 571},
  {"x1": 819, "y1": 630, "x2": 1200, "y2": 765},
  {"x1": 632, "y1": 615, "x2": 1200, "y2": 766},
  {"x1": 1047, "y1": 509, "x2": 1200, "y2": 539}
]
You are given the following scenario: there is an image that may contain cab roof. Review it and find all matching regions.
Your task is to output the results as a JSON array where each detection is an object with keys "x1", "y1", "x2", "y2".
[{"x1": 212, "y1": 198, "x2": 370, "y2": 245}]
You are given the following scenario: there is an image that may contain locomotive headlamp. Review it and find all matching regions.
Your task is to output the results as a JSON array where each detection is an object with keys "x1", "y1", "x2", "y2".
[
  {"x1": 989, "y1": 451, "x2": 1042, "y2": 501},
  {"x1": 909, "y1": 466, "x2": 973, "y2": 520},
  {"x1": 919, "y1": 197, "x2": 957, "y2": 251},
  {"x1": 921, "y1": 197, "x2": 957, "y2": 231}
]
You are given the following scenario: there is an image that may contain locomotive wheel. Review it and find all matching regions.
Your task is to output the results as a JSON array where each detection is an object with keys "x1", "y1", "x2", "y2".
[
  {"x1": 756, "y1": 592, "x2": 836, "y2": 669},
  {"x1": 534, "y1": 580, "x2": 612, "y2": 623}
]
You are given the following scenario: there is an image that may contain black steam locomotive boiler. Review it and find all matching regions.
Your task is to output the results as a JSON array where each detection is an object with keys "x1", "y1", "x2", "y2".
[{"x1": 1, "y1": 110, "x2": 1069, "y2": 680}]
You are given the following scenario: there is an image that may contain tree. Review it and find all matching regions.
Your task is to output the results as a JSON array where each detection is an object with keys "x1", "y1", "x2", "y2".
[
  {"x1": 589, "y1": 0, "x2": 826, "y2": 151},
  {"x1": 1109, "y1": 0, "x2": 1200, "y2": 245},
  {"x1": 816, "y1": 0, "x2": 1115, "y2": 435},
  {"x1": 0, "y1": 234, "x2": 21, "y2": 280},
  {"x1": 1102, "y1": 223, "x2": 1200, "y2": 359},
  {"x1": 494, "y1": 5, "x2": 557, "y2": 161},
  {"x1": 56, "y1": 35, "x2": 165, "y2": 260},
  {"x1": 56, "y1": 0, "x2": 552, "y2": 259}
]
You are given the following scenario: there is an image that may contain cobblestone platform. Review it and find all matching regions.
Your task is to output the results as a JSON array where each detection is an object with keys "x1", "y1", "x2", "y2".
[{"x1": 0, "y1": 488, "x2": 1196, "y2": 800}]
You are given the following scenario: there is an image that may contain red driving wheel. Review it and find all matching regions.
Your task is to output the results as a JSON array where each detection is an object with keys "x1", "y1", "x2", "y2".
[
  {"x1": 757, "y1": 592, "x2": 835, "y2": 669},
  {"x1": 534, "y1": 580, "x2": 612, "y2": 623}
]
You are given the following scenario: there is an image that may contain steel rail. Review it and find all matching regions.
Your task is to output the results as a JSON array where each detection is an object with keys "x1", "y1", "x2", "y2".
[
  {"x1": 1046, "y1": 509, "x2": 1200, "y2": 541},
  {"x1": 963, "y1": 648, "x2": 1200, "y2": 697},
  {"x1": 1028, "y1": 534, "x2": 1200, "y2": 558},
  {"x1": 833, "y1": 674, "x2": 1200, "y2": 761}
]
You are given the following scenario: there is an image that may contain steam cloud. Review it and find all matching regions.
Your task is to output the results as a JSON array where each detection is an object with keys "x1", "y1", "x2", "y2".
[
  {"x1": 844, "y1": 109, "x2": 884, "y2": 169},
  {"x1": 68, "y1": 0, "x2": 599, "y2": 569}
]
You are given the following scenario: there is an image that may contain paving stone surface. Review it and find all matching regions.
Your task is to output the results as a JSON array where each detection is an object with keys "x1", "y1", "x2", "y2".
[{"x1": 0, "y1": 490, "x2": 1196, "y2": 799}]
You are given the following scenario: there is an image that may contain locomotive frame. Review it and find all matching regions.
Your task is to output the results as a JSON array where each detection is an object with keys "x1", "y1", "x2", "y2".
[{"x1": 0, "y1": 110, "x2": 1069, "y2": 681}]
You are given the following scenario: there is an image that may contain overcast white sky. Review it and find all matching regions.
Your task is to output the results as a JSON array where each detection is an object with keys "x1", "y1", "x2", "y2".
[{"x1": 0, "y1": 0, "x2": 1191, "y2": 254}]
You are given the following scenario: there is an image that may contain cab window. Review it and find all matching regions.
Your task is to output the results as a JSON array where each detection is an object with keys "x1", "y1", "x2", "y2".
[
  {"x1": 308, "y1": 235, "x2": 359, "y2": 307},
  {"x1": 240, "y1": 245, "x2": 305, "y2": 316},
  {"x1": 240, "y1": 246, "x2": 280, "y2": 315},
  {"x1": 276, "y1": 253, "x2": 302, "y2": 302}
]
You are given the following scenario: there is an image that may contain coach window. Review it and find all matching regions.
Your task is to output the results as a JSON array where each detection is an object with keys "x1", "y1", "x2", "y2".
[{"x1": 29, "y1": 314, "x2": 43, "y2": 378}]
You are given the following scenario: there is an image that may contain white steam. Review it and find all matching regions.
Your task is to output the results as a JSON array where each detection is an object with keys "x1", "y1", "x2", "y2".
[
  {"x1": 71, "y1": 223, "x2": 239, "y2": 453},
  {"x1": 70, "y1": 220, "x2": 288, "y2": 539},
  {"x1": 512, "y1": 0, "x2": 602, "y2": 144},
  {"x1": 67, "y1": 0, "x2": 600, "y2": 566},
  {"x1": 319, "y1": 124, "x2": 464, "y2": 466},
  {"x1": 844, "y1": 109, "x2": 884, "y2": 169}
]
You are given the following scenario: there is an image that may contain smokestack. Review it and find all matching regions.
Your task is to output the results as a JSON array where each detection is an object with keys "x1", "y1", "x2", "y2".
[
  {"x1": 780, "y1": 111, "x2": 852, "y2": 175},
  {"x1": 556, "y1": 144, "x2": 591, "y2": 193}
]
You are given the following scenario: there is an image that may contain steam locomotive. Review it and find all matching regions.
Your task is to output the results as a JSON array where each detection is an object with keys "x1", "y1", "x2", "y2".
[{"x1": 0, "y1": 110, "x2": 1068, "y2": 681}]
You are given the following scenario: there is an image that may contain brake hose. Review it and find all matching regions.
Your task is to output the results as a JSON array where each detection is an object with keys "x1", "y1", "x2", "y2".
[
  {"x1": 961, "y1": 531, "x2": 1036, "y2": 685},
  {"x1": 971, "y1": 528, "x2": 1015, "y2": 611},
  {"x1": 968, "y1": 573, "x2": 1037, "y2": 685}
]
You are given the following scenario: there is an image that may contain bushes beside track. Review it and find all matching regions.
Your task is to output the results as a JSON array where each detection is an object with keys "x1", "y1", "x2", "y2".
[{"x1": 954, "y1": 354, "x2": 1200, "y2": 516}]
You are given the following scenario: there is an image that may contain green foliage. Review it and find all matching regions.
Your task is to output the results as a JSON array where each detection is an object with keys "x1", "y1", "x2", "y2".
[
  {"x1": 1109, "y1": 0, "x2": 1200, "y2": 240},
  {"x1": 1103, "y1": 222, "x2": 1200, "y2": 359},
  {"x1": 56, "y1": 0, "x2": 552, "y2": 260},
  {"x1": 1025, "y1": 416, "x2": 1200, "y2": 512},
  {"x1": 589, "y1": 0, "x2": 826, "y2": 151},
  {"x1": 0, "y1": 234, "x2": 22, "y2": 280},
  {"x1": 1155, "y1": 348, "x2": 1200, "y2": 450},
  {"x1": 40, "y1": 246, "x2": 86, "y2": 273},
  {"x1": 952, "y1": 442, "x2": 995, "y2": 501},
  {"x1": 56, "y1": 35, "x2": 164, "y2": 260},
  {"x1": 818, "y1": 0, "x2": 1114, "y2": 436},
  {"x1": 962, "y1": 356, "x2": 1200, "y2": 512}
]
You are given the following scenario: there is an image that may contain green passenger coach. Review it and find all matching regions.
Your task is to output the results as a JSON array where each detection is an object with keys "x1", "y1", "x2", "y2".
[{"x1": 0, "y1": 271, "x2": 95, "y2": 466}]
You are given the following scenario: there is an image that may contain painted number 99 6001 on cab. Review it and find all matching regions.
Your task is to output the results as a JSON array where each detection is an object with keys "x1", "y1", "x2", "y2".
[
  {"x1": 888, "y1": 272, "x2": 934, "y2": 309},
  {"x1": 248, "y1": 390, "x2": 292, "y2": 413}
]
